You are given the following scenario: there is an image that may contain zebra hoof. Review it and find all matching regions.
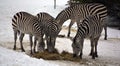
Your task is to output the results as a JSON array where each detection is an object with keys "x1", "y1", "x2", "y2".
[
  {"x1": 13, "y1": 47, "x2": 16, "y2": 50},
  {"x1": 104, "y1": 37, "x2": 107, "y2": 40},
  {"x1": 92, "y1": 57, "x2": 95, "y2": 59},
  {"x1": 22, "y1": 49, "x2": 25, "y2": 52},
  {"x1": 79, "y1": 55, "x2": 82, "y2": 59},
  {"x1": 95, "y1": 52, "x2": 98, "y2": 57},
  {"x1": 92, "y1": 56, "x2": 95, "y2": 59},
  {"x1": 92, "y1": 53, "x2": 95, "y2": 59},
  {"x1": 89, "y1": 53, "x2": 92, "y2": 56},
  {"x1": 13, "y1": 46, "x2": 16, "y2": 50},
  {"x1": 73, "y1": 54, "x2": 77, "y2": 58},
  {"x1": 95, "y1": 55, "x2": 98, "y2": 57},
  {"x1": 67, "y1": 34, "x2": 70, "y2": 38}
]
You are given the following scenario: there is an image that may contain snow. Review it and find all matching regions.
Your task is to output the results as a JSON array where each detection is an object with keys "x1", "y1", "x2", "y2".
[
  {"x1": 0, "y1": 0, "x2": 120, "y2": 66},
  {"x1": 0, "y1": 46, "x2": 58, "y2": 66}
]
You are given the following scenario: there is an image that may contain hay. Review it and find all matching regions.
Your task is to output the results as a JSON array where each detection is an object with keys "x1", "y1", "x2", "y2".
[
  {"x1": 32, "y1": 49, "x2": 60, "y2": 60},
  {"x1": 60, "y1": 51, "x2": 81, "y2": 62},
  {"x1": 32, "y1": 49, "x2": 85, "y2": 62}
]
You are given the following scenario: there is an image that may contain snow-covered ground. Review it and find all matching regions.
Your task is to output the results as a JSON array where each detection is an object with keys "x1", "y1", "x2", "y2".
[
  {"x1": 0, "y1": 46, "x2": 58, "y2": 66},
  {"x1": 0, "y1": 0, "x2": 120, "y2": 66}
]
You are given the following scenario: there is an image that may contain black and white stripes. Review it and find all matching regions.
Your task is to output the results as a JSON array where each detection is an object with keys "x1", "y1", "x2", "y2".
[
  {"x1": 36, "y1": 12, "x2": 60, "y2": 52},
  {"x1": 12, "y1": 12, "x2": 44, "y2": 54},
  {"x1": 72, "y1": 15, "x2": 104, "y2": 59},
  {"x1": 55, "y1": 3, "x2": 107, "y2": 40},
  {"x1": 11, "y1": 3, "x2": 108, "y2": 58},
  {"x1": 12, "y1": 12, "x2": 59, "y2": 53}
]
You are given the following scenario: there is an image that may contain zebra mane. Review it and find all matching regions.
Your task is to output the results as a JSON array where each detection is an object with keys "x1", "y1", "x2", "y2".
[{"x1": 55, "y1": 6, "x2": 71, "y2": 23}]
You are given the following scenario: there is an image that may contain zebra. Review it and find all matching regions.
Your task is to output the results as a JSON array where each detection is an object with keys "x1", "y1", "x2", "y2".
[
  {"x1": 12, "y1": 11, "x2": 45, "y2": 54},
  {"x1": 55, "y1": 3, "x2": 107, "y2": 40},
  {"x1": 12, "y1": 12, "x2": 59, "y2": 53},
  {"x1": 72, "y1": 14, "x2": 104, "y2": 59},
  {"x1": 36, "y1": 12, "x2": 61, "y2": 52}
]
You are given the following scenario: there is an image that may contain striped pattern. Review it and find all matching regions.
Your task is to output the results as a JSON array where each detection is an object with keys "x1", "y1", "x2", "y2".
[
  {"x1": 72, "y1": 15, "x2": 104, "y2": 59},
  {"x1": 12, "y1": 12, "x2": 44, "y2": 54},
  {"x1": 12, "y1": 12, "x2": 42, "y2": 35},
  {"x1": 36, "y1": 12, "x2": 60, "y2": 52},
  {"x1": 36, "y1": 12, "x2": 59, "y2": 36},
  {"x1": 55, "y1": 3, "x2": 107, "y2": 40}
]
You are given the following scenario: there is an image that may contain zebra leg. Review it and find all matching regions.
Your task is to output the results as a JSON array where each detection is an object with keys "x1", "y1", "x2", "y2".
[
  {"x1": 90, "y1": 38, "x2": 96, "y2": 59},
  {"x1": 13, "y1": 30, "x2": 17, "y2": 50},
  {"x1": 49, "y1": 37, "x2": 56, "y2": 53},
  {"x1": 19, "y1": 33, "x2": 25, "y2": 52},
  {"x1": 89, "y1": 39, "x2": 94, "y2": 56},
  {"x1": 29, "y1": 35, "x2": 33, "y2": 54},
  {"x1": 33, "y1": 37, "x2": 37, "y2": 53},
  {"x1": 48, "y1": 37, "x2": 52, "y2": 52},
  {"x1": 67, "y1": 21, "x2": 74, "y2": 37},
  {"x1": 46, "y1": 36, "x2": 50, "y2": 51},
  {"x1": 92, "y1": 48, "x2": 95, "y2": 59},
  {"x1": 79, "y1": 39, "x2": 84, "y2": 59},
  {"x1": 94, "y1": 37, "x2": 100, "y2": 57},
  {"x1": 79, "y1": 50, "x2": 83, "y2": 59},
  {"x1": 91, "y1": 42, "x2": 95, "y2": 59},
  {"x1": 104, "y1": 25, "x2": 107, "y2": 40},
  {"x1": 53, "y1": 37, "x2": 56, "y2": 50},
  {"x1": 91, "y1": 37, "x2": 100, "y2": 59}
]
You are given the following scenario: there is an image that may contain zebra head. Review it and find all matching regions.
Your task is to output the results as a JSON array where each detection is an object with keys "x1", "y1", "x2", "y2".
[
  {"x1": 37, "y1": 40, "x2": 45, "y2": 52},
  {"x1": 72, "y1": 37, "x2": 81, "y2": 57},
  {"x1": 47, "y1": 36, "x2": 56, "y2": 53}
]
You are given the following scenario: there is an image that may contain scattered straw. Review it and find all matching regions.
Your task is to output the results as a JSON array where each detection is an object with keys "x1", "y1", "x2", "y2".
[{"x1": 32, "y1": 49, "x2": 87, "y2": 63}]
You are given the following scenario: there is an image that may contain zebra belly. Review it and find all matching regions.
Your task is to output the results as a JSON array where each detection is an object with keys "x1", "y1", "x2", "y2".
[
  {"x1": 19, "y1": 29, "x2": 31, "y2": 34},
  {"x1": 17, "y1": 26, "x2": 32, "y2": 34}
]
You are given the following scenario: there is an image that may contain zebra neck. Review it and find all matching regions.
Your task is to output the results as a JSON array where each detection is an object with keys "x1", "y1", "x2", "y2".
[
  {"x1": 56, "y1": 8, "x2": 71, "y2": 27},
  {"x1": 56, "y1": 17, "x2": 70, "y2": 27}
]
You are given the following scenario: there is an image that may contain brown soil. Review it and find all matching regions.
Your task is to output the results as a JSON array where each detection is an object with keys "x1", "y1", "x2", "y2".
[{"x1": 32, "y1": 49, "x2": 87, "y2": 63}]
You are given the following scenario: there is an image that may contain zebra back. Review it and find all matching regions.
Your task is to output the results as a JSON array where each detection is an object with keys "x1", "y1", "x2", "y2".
[
  {"x1": 55, "y1": 3, "x2": 107, "y2": 26},
  {"x1": 36, "y1": 12, "x2": 60, "y2": 37},
  {"x1": 77, "y1": 15, "x2": 103, "y2": 38},
  {"x1": 12, "y1": 11, "x2": 42, "y2": 35}
]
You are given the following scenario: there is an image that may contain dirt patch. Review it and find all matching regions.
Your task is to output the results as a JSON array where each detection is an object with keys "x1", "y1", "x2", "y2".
[{"x1": 32, "y1": 49, "x2": 87, "y2": 63}]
